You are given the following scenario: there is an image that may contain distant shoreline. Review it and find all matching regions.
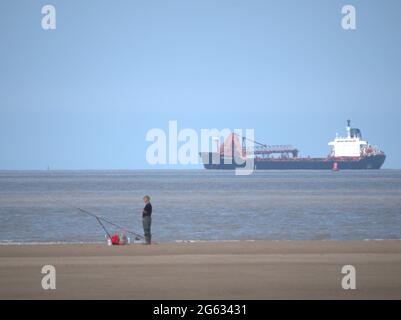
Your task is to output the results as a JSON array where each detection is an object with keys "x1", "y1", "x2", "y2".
[{"x1": 0, "y1": 168, "x2": 400, "y2": 171}]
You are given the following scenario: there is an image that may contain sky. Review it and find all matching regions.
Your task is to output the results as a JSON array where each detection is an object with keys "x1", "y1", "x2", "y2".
[{"x1": 0, "y1": 0, "x2": 400, "y2": 169}]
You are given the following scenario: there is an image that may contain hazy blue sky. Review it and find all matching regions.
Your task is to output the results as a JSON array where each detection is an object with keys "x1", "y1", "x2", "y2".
[{"x1": 1, "y1": 0, "x2": 400, "y2": 169}]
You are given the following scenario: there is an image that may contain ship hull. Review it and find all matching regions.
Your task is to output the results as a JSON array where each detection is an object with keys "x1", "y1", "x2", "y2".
[{"x1": 200, "y1": 153, "x2": 386, "y2": 170}]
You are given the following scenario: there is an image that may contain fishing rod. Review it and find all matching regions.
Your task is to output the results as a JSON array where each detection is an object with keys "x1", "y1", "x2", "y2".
[
  {"x1": 50, "y1": 197, "x2": 144, "y2": 240},
  {"x1": 71, "y1": 204, "x2": 144, "y2": 240}
]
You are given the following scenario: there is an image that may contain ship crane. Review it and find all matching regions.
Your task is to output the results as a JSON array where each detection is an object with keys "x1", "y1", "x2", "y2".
[{"x1": 220, "y1": 133, "x2": 299, "y2": 159}]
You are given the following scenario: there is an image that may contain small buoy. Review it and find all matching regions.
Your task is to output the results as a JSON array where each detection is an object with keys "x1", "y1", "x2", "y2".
[{"x1": 332, "y1": 162, "x2": 339, "y2": 171}]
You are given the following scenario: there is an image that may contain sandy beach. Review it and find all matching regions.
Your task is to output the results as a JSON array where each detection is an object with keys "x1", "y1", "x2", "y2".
[{"x1": 1, "y1": 240, "x2": 401, "y2": 299}]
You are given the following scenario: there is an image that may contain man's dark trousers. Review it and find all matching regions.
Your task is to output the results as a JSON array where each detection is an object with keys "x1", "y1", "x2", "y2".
[{"x1": 143, "y1": 216, "x2": 151, "y2": 244}]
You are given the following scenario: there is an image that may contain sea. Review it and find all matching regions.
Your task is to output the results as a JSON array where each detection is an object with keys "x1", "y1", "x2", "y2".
[{"x1": 0, "y1": 170, "x2": 400, "y2": 244}]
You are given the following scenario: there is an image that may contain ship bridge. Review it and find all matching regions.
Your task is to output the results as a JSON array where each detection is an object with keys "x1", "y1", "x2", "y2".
[{"x1": 328, "y1": 120, "x2": 368, "y2": 158}]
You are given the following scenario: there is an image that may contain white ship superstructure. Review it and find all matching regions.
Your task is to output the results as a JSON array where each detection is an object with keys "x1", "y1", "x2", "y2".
[
  {"x1": 328, "y1": 120, "x2": 368, "y2": 157},
  {"x1": 328, "y1": 120, "x2": 382, "y2": 159}
]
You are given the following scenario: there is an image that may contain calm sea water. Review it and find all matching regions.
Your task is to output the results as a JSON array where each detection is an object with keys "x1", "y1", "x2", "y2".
[{"x1": 0, "y1": 170, "x2": 401, "y2": 243}]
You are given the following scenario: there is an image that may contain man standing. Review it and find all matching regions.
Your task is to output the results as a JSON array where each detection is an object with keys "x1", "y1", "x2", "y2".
[{"x1": 142, "y1": 195, "x2": 152, "y2": 244}]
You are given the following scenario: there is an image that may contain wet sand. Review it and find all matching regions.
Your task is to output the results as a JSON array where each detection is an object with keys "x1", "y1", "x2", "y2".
[{"x1": 1, "y1": 240, "x2": 401, "y2": 299}]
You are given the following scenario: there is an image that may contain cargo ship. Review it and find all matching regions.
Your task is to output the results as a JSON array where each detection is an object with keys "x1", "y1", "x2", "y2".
[{"x1": 200, "y1": 120, "x2": 386, "y2": 170}]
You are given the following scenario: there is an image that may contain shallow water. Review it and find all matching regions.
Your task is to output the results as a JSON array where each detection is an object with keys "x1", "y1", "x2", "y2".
[{"x1": 0, "y1": 170, "x2": 400, "y2": 243}]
